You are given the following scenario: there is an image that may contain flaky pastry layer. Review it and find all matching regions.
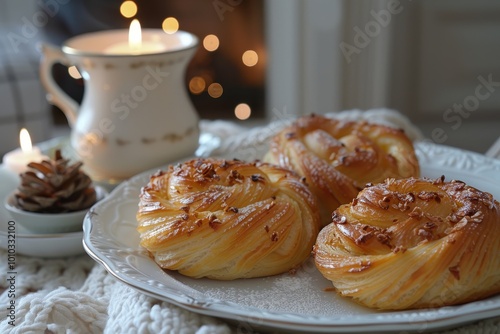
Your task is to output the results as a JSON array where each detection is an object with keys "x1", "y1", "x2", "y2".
[
  {"x1": 264, "y1": 115, "x2": 420, "y2": 225},
  {"x1": 137, "y1": 158, "x2": 320, "y2": 280},
  {"x1": 314, "y1": 176, "x2": 500, "y2": 310}
]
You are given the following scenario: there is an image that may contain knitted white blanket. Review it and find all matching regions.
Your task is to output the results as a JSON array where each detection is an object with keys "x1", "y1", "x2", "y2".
[
  {"x1": 1, "y1": 109, "x2": 499, "y2": 333},
  {"x1": 0, "y1": 254, "x2": 230, "y2": 333}
]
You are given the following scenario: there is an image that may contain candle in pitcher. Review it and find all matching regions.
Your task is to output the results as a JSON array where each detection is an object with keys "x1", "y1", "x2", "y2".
[
  {"x1": 104, "y1": 19, "x2": 166, "y2": 55},
  {"x1": 2, "y1": 128, "x2": 48, "y2": 174},
  {"x1": 40, "y1": 24, "x2": 199, "y2": 180}
]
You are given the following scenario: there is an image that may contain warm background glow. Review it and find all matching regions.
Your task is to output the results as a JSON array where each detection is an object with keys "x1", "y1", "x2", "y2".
[
  {"x1": 189, "y1": 76, "x2": 206, "y2": 95},
  {"x1": 242, "y1": 50, "x2": 258, "y2": 67},
  {"x1": 208, "y1": 83, "x2": 223, "y2": 98},
  {"x1": 111, "y1": 1, "x2": 266, "y2": 122},
  {"x1": 234, "y1": 103, "x2": 251, "y2": 120},
  {"x1": 203, "y1": 34, "x2": 219, "y2": 52},
  {"x1": 120, "y1": 1, "x2": 137, "y2": 18},
  {"x1": 162, "y1": 17, "x2": 179, "y2": 34}
]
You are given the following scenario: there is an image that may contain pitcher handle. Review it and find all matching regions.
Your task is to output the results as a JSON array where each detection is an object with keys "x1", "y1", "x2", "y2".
[{"x1": 39, "y1": 43, "x2": 79, "y2": 127}]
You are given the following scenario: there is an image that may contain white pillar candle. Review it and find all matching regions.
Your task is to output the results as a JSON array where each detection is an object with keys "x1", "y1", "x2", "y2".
[{"x1": 2, "y1": 129, "x2": 48, "y2": 174}]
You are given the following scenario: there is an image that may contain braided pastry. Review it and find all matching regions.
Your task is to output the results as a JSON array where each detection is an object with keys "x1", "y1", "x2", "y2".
[
  {"x1": 264, "y1": 115, "x2": 420, "y2": 225},
  {"x1": 314, "y1": 176, "x2": 500, "y2": 310},
  {"x1": 137, "y1": 158, "x2": 320, "y2": 280}
]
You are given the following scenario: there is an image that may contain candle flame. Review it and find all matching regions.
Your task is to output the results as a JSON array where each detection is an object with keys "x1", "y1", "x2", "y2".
[
  {"x1": 129, "y1": 19, "x2": 142, "y2": 50},
  {"x1": 19, "y1": 128, "x2": 33, "y2": 153}
]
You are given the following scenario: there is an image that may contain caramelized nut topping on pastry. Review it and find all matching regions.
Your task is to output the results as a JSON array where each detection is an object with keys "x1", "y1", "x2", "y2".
[
  {"x1": 314, "y1": 176, "x2": 500, "y2": 310},
  {"x1": 264, "y1": 115, "x2": 420, "y2": 225},
  {"x1": 137, "y1": 158, "x2": 320, "y2": 280}
]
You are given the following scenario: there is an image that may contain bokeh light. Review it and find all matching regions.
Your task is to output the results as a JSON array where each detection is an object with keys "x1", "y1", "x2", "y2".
[
  {"x1": 234, "y1": 103, "x2": 251, "y2": 120},
  {"x1": 120, "y1": 1, "x2": 137, "y2": 18},
  {"x1": 189, "y1": 76, "x2": 206, "y2": 94},
  {"x1": 208, "y1": 83, "x2": 223, "y2": 98},
  {"x1": 203, "y1": 34, "x2": 219, "y2": 52},
  {"x1": 242, "y1": 50, "x2": 258, "y2": 67},
  {"x1": 162, "y1": 17, "x2": 179, "y2": 34}
]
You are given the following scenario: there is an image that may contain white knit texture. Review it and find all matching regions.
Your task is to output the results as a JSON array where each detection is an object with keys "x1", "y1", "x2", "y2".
[{"x1": 0, "y1": 253, "x2": 231, "y2": 333}]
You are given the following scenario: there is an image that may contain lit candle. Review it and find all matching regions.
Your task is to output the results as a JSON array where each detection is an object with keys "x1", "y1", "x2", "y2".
[
  {"x1": 104, "y1": 19, "x2": 167, "y2": 55},
  {"x1": 2, "y1": 128, "x2": 48, "y2": 174}
]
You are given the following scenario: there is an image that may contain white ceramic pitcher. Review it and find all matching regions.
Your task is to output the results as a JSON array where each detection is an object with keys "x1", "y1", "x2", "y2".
[{"x1": 40, "y1": 29, "x2": 199, "y2": 182}]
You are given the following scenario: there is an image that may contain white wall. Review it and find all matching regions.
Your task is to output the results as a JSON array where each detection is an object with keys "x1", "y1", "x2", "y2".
[
  {"x1": 265, "y1": 0, "x2": 500, "y2": 153},
  {"x1": 265, "y1": 0, "x2": 344, "y2": 121}
]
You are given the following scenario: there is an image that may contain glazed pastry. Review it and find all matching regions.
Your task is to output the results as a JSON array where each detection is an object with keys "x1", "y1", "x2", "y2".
[
  {"x1": 264, "y1": 115, "x2": 420, "y2": 225},
  {"x1": 314, "y1": 176, "x2": 500, "y2": 310},
  {"x1": 137, "y1": 158, "x2": 320, "y2": 280}
]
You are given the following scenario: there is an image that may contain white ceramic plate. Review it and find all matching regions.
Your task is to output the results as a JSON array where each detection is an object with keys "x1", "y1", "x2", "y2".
[
  {"x1": 0, "y1": 166, "x2": 90, "y2": 258},
  {"x1": 83, "y1": 142, "x2": 500, "y2": 333}
]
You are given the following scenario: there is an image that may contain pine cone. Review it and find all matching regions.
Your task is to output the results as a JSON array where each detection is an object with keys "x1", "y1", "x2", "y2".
[{"x1": 12, "y1": 150, "x2": 97, "y2": 213}]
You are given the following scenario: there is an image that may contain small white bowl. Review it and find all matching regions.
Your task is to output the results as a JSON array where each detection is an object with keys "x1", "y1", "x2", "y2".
[{"x1": 4, "y1": 186, "x2": 107, "y2": 234}]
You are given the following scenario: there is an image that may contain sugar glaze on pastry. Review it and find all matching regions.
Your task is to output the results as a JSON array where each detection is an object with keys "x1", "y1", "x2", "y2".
[
  {"x1": 264, "y1": 114, "x2": 420, "y2": 225},
  {"x1": 137, "y1": 158, "x2": 320, "y2": 280},
  {"x1": 314, "y1": 176, "x2": 500, "y2": 310}
]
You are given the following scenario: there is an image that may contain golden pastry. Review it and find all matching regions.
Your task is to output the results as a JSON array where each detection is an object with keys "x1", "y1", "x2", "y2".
[
  {"x1": 137, "y1": 158, "x2": 320, "y2": 280},
  {"x1": 264, "y1": 115, "x2": 420, "y2": 225},
  {"x1": 314, "y1": 176, "x2": 500, "y2": 310}
]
